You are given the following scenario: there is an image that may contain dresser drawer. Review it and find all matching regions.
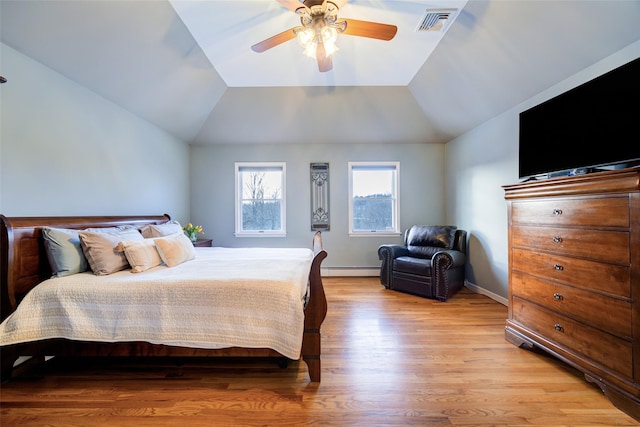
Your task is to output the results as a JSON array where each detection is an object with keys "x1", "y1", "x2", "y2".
[
  {"x1": 512, "y1": 297, "x2": 633, "y2": 378},
  {"x1": 511, "y1": 196, "x2": 629, "y2": 228},
  {"x1": 512, "y1": 225, "x2": 629, "y2": 264},
  {"x1": 512, "y1": 248, "x2": 630, "y2": 297},
  {"x1": 512, "y1": 271, "x2": 631, "y2": 338}
]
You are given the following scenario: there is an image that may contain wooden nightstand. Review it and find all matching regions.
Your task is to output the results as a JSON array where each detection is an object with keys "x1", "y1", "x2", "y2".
[{"x1": 192, "y1": 239, "x2": 212, "y2": 247}]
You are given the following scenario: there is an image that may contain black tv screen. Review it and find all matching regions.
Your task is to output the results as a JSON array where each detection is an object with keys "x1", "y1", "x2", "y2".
[{"x1": 519, "y1": 57, "x2": 640, "y2": 180}]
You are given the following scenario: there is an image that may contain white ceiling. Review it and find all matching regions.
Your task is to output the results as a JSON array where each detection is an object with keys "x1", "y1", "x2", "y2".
[
  {"x1": 169, "y1": 0, "x2": 468, "y2": 87},
  {"x1": 1, "y1": 1, "x2": 639, "y2": 145}
]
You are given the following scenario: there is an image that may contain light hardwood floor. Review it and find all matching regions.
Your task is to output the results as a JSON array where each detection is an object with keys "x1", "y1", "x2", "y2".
[{"x1": 1, "y1": 277, "x2": 637, "y2": 426}]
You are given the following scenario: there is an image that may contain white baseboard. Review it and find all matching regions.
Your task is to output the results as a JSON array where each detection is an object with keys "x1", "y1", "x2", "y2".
[
  {"x1": 320, "y1": 269, "x2": 508, "y2": 307},
  {"x1": 321, "y1": 267, "x2": 379, "y2": 277},
  {"x1": 464, "y1": 280, "x2": 508, "y2": 306}
]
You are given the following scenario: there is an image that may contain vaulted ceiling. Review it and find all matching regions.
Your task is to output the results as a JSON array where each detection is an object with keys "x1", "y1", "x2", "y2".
[
  {"x1": 170, "y1": 0, "x2": 470, "y2": 87},
  {"x1": 2, "y1": 1, "x2": 639, "y2": 145}
]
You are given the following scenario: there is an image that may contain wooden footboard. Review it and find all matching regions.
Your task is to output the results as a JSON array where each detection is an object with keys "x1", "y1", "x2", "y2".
[
  {"x1": 0, "y1": 215, "x2": 328, "y2": 382},
  {"x1": 302, "y1": 231, "x2": 328, "y2": 381}
]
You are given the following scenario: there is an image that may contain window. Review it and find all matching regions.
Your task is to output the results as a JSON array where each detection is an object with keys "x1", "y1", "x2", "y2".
[
  {"x1": 348, "y1": 161, "x2": 400, "y2": 236},
  {"x1": 235, "y1": 162, "x2": 286, "y2": 236}
]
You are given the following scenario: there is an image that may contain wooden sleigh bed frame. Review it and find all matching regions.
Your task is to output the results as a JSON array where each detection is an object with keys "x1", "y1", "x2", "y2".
[{"x1": 0, "y1": 214, "x2": 328, "y2": 382}]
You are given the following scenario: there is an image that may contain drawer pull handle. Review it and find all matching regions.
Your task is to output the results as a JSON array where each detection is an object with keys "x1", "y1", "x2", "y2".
[
  {"x1": 553, "y1": 293, "x2": 563, "y2": 301},
  {"x1": 553, "y1": 236, "x2": 563, "y2": 243},
  {"x1": 554, "y1": 324, "x2": 564, "y2": 332},
  {"x1": 552, "y1": 209, "x2": 563, "y2": 215},
  {"x1": 554, "y1": 264, "x2": 564, "y2": 271}
]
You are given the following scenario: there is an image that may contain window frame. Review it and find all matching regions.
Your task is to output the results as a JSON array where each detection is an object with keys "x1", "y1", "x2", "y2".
[
  {"x1": 348, "y1": 161, "x2": 400, "y2": 237},
  {"x1": 235, "y1": 162, "x2": 287, "y2": 237}
]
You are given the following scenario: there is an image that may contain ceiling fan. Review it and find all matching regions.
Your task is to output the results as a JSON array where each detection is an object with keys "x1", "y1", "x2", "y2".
[{"x1": 251, "y1": 0, "x2": 398, "y2": 72}]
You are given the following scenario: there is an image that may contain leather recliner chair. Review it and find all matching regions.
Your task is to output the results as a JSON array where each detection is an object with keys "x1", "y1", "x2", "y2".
[{"x1": 378, "y1": 225, "x2": 467, "y2": 302}]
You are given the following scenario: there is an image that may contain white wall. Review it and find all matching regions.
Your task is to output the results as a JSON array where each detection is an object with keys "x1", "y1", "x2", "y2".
[
  {"x1": 446, "y1": 41, "x2": 640, "y2": 302},
  {"x1": 0, "y1": 43, "x2": 190, "y2": 221},
  {"x1": 4, "y1": 36, "x2": 637, "y2": 294},
  {"x1": 190, "y1": 142, "x2": 446, "y2": 273}
]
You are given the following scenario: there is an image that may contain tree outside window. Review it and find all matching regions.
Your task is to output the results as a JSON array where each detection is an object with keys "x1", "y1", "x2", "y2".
[
  {"x1": 348, "y1": 162, "x2": 400, "y2": 236},
  {"x1": 235, "y1": 162, "x2": 286, "y2": 236}
]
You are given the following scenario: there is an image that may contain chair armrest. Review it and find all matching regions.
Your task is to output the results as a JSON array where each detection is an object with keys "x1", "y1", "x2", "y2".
[
  {"x1": 377, "y1": 244, "x2": 409, "y2": 287},
  {"x1": 432, "y1": 249, "x2": 465, "y2": 270},
  {"x1": 378, "y1": 244, "x2": 409, "y2": 260},
  {"x1": 432, "y1": 249, "x2": 466, "y2": 301}
]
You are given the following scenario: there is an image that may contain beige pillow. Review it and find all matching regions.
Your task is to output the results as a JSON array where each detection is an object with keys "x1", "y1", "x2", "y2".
[
  {"x1": 155, "y1": 232, "x2": 196, "y2": 267},
  {"x1": 140, "y1": 222, "x2": 182, "y2": 238},
  {"x1": 115, "y1": 239, "x2": 163, "y2": 273},
  {"x1": 79, "y1": 229, "x2": 144, "y2": 275}
]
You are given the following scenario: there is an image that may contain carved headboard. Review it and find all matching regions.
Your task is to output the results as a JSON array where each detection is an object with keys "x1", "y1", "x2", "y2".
[{"x1": 0, "y1": 214, "x2": 171, "y2": 321}]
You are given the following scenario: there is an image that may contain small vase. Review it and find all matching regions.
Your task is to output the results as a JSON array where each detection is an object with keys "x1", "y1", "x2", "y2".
[{"x1": 187, "y1": 231, "x2": 198, "y2": 242}]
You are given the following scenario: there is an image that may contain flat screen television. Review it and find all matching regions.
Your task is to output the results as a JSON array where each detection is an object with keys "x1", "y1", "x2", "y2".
[{"x1": 518, "y1": 56, "x2": 640, "y2": 181}]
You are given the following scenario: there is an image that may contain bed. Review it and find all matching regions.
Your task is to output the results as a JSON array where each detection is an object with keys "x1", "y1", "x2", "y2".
[{"x1": 0, "y1": 214, "x2": 328, "y2": 382}]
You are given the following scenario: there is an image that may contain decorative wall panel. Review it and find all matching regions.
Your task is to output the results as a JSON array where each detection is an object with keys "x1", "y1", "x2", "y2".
[{"x1": 310, "y1": 163, "x2": 330, "y2": 231}]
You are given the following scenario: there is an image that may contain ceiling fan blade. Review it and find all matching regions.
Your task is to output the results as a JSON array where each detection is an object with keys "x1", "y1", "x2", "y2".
[
  {"x1": 251, "y1": 28, "x2": 297, "y2": 53},
  {"x1": 277, "y1": 0, "x2": 307, "y2": 13},
  {"x1": 341, "y1": 18, "x2": 397, "y2": 41},
  {"x1": 316, "y1": 42, "x2": 333, "y2": 72}
]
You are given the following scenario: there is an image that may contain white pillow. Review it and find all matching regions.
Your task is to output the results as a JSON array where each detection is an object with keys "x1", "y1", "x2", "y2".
[
  {"x1": 79, "y1": 229, "x2": 144, "y2": 275},
  {"x1": 154, "y1": 232, "x2": 196, "y2": 267},
  {"x1": 115, "y1": 239, "x2": 163, "y2": 273},
  {"x1": 140, "y1": 222, "x2": 182, "y2": 238}
]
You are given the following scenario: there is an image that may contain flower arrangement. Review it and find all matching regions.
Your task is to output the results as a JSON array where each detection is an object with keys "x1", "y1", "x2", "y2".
[{"x1": 183, "y1": 223, "x2": 204, "y2": 242}]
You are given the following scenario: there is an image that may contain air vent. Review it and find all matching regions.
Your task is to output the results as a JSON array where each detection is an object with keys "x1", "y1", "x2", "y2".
[{"x1": 417, "y1": 8, "x2": 457, "y2": 32}]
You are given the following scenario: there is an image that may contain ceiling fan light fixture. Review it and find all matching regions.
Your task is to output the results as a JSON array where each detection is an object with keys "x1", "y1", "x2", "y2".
[
  {"x1": 253, "y1": 0, "x2": 397, "y2": 72},
  {"x1": 296, "y1": 28, "x2": 317, "y2": 58},
  {"x1": 321, "y1": 26, "x2": 338, "y2": 55},
  {"x1": 297, "y1": 24, "x2": 339, "y2": 59},
  {"x1": 297, "y1": 27, "x2": 315, "y2": 47},
  {"x1": 303, "y1": 41, "x2": 318, "y2": 58},
  {"x1": 321, "y1": 26, "x2": 337, "y2": 44},
  {"x1": 323, "y1": 41, "x2": 338, "y2": 57},
  {"x1": 293, "y1": 1, "x2": 344, "y2": 60}
]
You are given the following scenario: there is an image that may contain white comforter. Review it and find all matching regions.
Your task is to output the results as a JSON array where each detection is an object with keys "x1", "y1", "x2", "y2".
[{"x1": 0, "y1": 247, "x2": 314, "y2": 360}]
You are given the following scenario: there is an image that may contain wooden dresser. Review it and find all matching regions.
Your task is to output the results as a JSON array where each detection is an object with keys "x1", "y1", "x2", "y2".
[{"x1": 503, "y1": 167, "x2": 640, "y2": 421}]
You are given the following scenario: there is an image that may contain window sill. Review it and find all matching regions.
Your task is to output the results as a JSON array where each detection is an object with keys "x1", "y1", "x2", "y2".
[
  {"x1": 235, "y1": 232, "x2": 287, "y2": 238},
  {"x1": 349, "y1": 232, "x2": 401, "y2": 238}
]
